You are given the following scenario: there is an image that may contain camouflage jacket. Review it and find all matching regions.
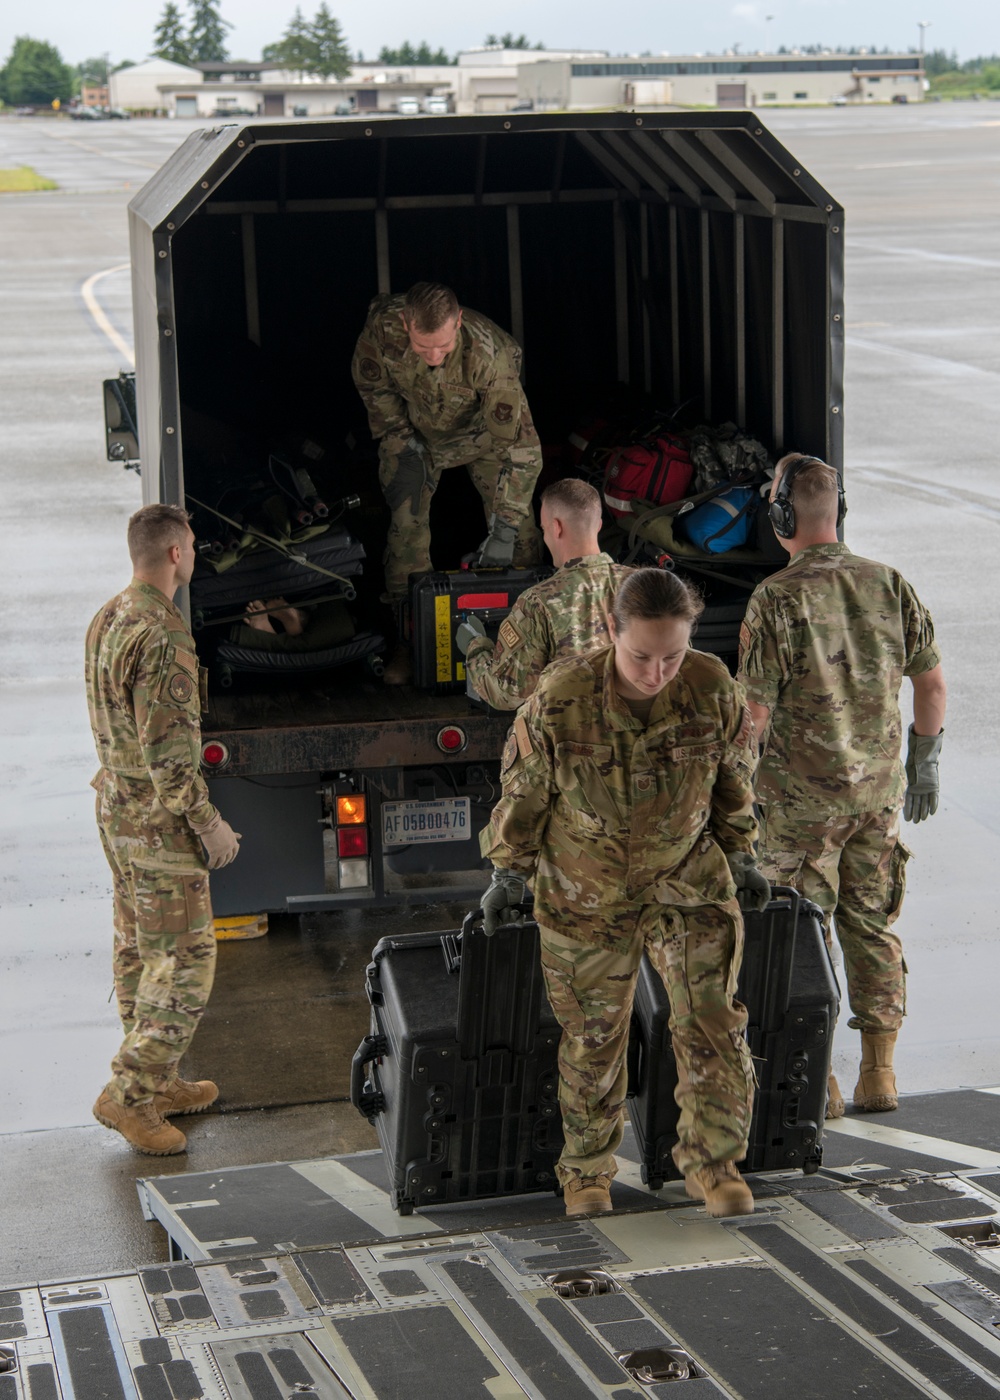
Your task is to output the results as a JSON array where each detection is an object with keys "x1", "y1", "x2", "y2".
[
  {"x1": 85, "y1": 581, "x2": 215, "y2": 828},
  {"x1": 465, "y1": 554, "x2": 634, "y2": 710},
  {"x1": 738, "y1": 543, "x2": 941, "y2": 816},
  {"x1": 351, "y1": 294, "x2": 540, "y2": 466},
  {"x1": 480, "y1": 645, "x2": 758, "y2": 925}
]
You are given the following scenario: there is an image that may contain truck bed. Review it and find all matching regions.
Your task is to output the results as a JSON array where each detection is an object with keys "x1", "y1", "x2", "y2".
[{"x1": 204, "y1": 682, "x2": 510, "y2": 776}]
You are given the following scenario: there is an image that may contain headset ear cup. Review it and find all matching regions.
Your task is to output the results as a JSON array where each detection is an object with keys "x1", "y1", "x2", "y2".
[{"x1": 768, "y1": 497, "x2": 794, "y2": 539}]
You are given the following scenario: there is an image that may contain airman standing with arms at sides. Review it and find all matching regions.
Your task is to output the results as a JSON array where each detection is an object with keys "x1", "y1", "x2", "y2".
[
  {"x1": 738, "y1": 454, "x2": 946, "y2": 1118},
  {"x1": 481, "y1": 569, "x2": 768, "y2": 1219},
  {"x1": 352, "y1": 281, "x2": 543, "y2": 683},
  {"x1": 86, "y1": 504, "x2": 241, "y2": 1156},
  {"x1": 458, "y1": 478, "x2": 633, "y2": 710}
]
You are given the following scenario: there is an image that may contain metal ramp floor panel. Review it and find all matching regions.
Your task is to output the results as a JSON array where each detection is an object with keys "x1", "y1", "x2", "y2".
[{"x1": 3, "y1": 1093, "x2": 1000, "y2": 1399}]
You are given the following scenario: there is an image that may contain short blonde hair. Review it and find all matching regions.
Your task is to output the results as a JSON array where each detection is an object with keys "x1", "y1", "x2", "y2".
[
  {"x1": 774, "y1": 453, "x2": 840, "y2": 527},
  {"x1": 403, "y1": 282, "x2": 460, "y2": 333},
  {"x1": 540, "y1": 478, "x2": 602, "y2": 530},
  {"x1": 127, "y1": 503, "x2": 191, "y2": 569}
]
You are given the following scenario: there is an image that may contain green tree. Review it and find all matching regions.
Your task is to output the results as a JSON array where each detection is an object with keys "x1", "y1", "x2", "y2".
[
  {"x1": 75, "y1": 54, "x2": 109, "y2": 84},
  {"x1": 187, "y1": 0, "x2": 231, "y2": 63},
  {"x1": 377, "y1": 40, "x2": 452, "y2": 64},
  {"x1": 152, "y1": 3, "x2": 193, "y2": 65},
  {"x1": 0, "y1": 36, "x2": 73, "y2": 106},
  {"x1": 309, "y1": 4, "x2": 351, "y2": 80},
  {"x1": 484, "y1": 33, "x2": 543, "y2": 50},
  {"x1": 263, "y1": 7, "x2": 317, "y2": 73}
]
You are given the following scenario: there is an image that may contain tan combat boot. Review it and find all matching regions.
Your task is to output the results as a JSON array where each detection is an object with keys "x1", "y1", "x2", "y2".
[
  {"x1": 154, "y1": 1078, "x2": 219, "y2": 1117},
  {"x1": 854, "y1": 1031, "x2": 898, "y2": 1112},
  {"x1": 382, "y1": 643, "x2": 412, "y2": 685},
  {"x1": 685, "y1": 1161, "x2": 754, "y2": 1218},
  {"x1": 826, "y1": 1073, "x2": 846, "y2": 1119},
  {"x1": 93, "y1": 1089, "x2": 187, "y2": 1155},
  {"x1": 563, "y1": 1173, "x2": 614, "y2": 1218}
]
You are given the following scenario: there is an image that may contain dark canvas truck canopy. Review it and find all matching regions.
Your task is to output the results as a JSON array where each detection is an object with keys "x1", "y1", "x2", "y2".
[
  {"x1": 121, "y1": 112, "x2": 843, "y2": 912},
  {"x1": 127, "y1": 110, "x2": 844, "y2": 516}
]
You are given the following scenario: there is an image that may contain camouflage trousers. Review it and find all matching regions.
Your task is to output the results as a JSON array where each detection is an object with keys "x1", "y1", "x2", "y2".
[
  {"x1": 379, "y1": 437, "x2": 543, "y2": 603},
  {"x1": 539, "y1": 902, "x2": 754, "y2": 1183},
  {"x1": 759, "y1": 805, "x2": 909, "y2": 1034},
  {"x1": 96, "y1": 782, "x2": 216, "y2": 1106}
]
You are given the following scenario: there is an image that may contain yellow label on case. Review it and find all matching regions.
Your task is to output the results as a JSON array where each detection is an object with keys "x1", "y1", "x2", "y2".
[{"x1": 435, "y1": 593, "x2": 452, "y2": 682}]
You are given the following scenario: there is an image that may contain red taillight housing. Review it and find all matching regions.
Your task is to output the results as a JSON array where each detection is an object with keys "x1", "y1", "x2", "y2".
[
  {"x1": 337, "y1": 826, "x2": 369, "y2": 858},
  {"x1": 201, "y1": 740, "x2": 230, "y2": 769},
  {"x1": 436, "y1": 725, "x2": 467, "y2": 753}
]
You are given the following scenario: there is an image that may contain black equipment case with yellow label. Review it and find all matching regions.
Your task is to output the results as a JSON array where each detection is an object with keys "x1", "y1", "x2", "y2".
[
  {"x1": 350, "y1": 908, "x2": 564, "y2": 1214},
  {"x1": 408, "y1": 566, "x2": 550, "y2": 693},
  {"x1": 627, "y1": 887, "x2": 840, "y2": 1188}
]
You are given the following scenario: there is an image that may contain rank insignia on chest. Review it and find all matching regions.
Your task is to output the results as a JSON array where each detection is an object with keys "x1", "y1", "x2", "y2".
[
  {"x1": 492, "y1": 401, "x2": 514, "y2": 424},
  {"x1": 498, "y1": 618, "x2": 522, "y2": 651},
  {"x1": 168, "y1": 671, "x2": 194, "y2": 703},
  {"x1": 360, "y1": 357, "x2": 381, "y2": 381}
]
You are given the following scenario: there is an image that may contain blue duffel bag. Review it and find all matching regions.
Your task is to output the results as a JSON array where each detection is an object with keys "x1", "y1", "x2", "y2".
[{"x1": 676, "y1": 484, "x2": 759, "y2": 554}]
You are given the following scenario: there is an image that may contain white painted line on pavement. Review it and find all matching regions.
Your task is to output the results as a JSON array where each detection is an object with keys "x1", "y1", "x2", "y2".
[
  {"x1": 825, "y1": 1116, "x2": 1000, "y2": 1170},
  {"x1": 291, "y1": 1158, "x2": 444, "y2": 1237},
  {"x1": 82, "y1": 263, "x2": 133, "y2": 365}
]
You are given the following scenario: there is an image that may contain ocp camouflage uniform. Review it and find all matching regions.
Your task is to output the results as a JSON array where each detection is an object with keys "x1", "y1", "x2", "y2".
[
  {"x1": 464, "y1": 554, "x2": 634, "y2": 710},
  {"x1": 738, "y1": 542, "x2": 941, "y2": 1034},
  {"x1": 481, "y1": 645, "x2": 758, "y2": 1182},
  {"x1": 85, "y1": 581, "x2": 217, "y2": 1107},
  {"x1": 352, "y1": 294, "x2": 543, "y2": 602}
]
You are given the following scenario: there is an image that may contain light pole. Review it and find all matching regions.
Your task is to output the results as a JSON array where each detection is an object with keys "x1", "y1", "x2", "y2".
[{"x1": 917, "y1": 20, "x2": 931, "y2": 56}]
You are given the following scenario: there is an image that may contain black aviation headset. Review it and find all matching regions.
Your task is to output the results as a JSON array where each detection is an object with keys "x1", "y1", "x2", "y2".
[{"x1": 768, "y1": 454, "x2": 847, "y2": 540}]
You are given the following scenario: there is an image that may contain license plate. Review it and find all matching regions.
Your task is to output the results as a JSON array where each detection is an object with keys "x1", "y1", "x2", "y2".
[{"x1": 381, "y1": 796, "x2": 472, "y2": 847}]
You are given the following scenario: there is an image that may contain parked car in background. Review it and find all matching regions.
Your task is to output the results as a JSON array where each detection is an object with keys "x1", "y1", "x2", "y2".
[
  {"x1": 71, "y1": 106, "x2": 107, "y2": 120},
  {"x1": 396, "y1": 97, "x2": 420, "y2": 115},
  {"x1": 422, "y1": 96, "x2": 450, "y2": 114}
]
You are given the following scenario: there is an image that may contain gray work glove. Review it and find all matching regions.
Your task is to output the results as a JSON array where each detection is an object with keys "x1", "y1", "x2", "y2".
[
  {"x1": 726, "y1": 851, "x2": 771, "y2": 912},
  {"x1": 480, "y1": 868, "x2": 527, "y2": 936},
  {"x1": 468, "y1": 516, "x2": 517, "y2": 569},
  {"x1": 190, "y1": 810, "x2": 242, "y2": 869},
  {"x1": 456, "y1": 614, "x2": 487, "y2": 656},
  {"x1": 383, "y1": 437, "x2": 429, "y2": 518},
  {"x1": 904, "y1": 724, "x2": 943, "y2": 823}
]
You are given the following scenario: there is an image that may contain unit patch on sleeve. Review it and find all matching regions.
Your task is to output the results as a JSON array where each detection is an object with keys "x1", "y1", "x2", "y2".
[
  {"x1": 360, "y1": 357, "x2": 381, "y2": 381},
  {"x1": 498, "y1": 617, "x2": 523, "y2": 651},
  {"x1": 168, "y1": 671, "x2": 194, "y2": 703},
  {"x1": 502, "y1": 730, "x2": 519, "y2": 772},
  {"x1": 491, "y1": 401, "x2": 514, "y2": 424}
]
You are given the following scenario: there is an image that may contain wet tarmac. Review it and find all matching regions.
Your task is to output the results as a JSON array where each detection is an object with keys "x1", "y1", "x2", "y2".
[{"x1": 1, "y1": 107, "x2": 998, "y2": 1288}]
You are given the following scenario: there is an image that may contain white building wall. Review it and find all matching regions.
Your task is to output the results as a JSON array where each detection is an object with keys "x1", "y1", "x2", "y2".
[{"x1": 110, "y1": 58, "x2": 202, "y2": 113}]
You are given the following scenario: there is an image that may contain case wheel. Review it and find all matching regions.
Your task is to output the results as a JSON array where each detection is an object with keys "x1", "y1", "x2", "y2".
[{"x1": 397, "y1": 1199, "x2": 414, "y2": 1216}]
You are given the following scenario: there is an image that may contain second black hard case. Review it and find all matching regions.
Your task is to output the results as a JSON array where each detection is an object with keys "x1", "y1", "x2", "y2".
[{"x1": 627, "y1": 886, "x2": 840, "y2": 1188}]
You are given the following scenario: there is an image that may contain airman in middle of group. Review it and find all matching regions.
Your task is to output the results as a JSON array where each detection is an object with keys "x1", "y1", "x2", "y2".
[{"x1": 458, "y1": 478, "x2": 633, "y2": 709}]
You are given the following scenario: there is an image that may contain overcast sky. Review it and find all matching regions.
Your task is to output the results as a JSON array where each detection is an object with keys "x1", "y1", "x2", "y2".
[{"x1": 1, "y1": 0, "x2": 994, "y2": 69}]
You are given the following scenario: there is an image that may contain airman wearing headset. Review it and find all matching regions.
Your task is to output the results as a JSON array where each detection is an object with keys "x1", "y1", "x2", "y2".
[{"x1": 737, "y1": 452, "x2": 947, "y2": 1121}]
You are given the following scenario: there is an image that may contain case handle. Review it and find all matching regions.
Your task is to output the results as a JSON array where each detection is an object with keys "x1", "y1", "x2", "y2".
[{"x1": 350, "y1": 1032, "x2": 387, "y2": 1120}]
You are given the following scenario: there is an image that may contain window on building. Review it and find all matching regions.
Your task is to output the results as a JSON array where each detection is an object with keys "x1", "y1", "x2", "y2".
[
  {"x1": 794, "y1": 91, "x2": 808, "y2": 99},
  {"x1": 763, "y1": 91, "x2": 777, "y2": 100}
]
